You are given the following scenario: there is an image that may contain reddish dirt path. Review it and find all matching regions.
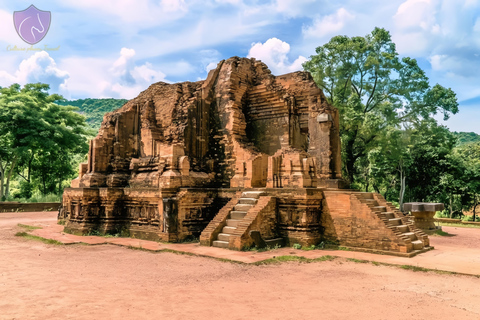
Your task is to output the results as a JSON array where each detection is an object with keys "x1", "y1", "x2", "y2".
[{"x1": 1, "y1": 212, "x2": 480, "y2": 320}]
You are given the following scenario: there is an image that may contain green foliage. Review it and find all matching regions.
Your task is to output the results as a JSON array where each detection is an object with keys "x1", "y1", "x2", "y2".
[
  {"x1": 0, "y1": 83, "x2": 92, "y2": 200},
  {"x1": 303, "y1": 27, "x2": 463, "y2": 209},
  {"x1": 452, "y1": 132, "x2": 480, "y2": 146},
  {"x1": 57, "y1": 98, "x2": 128, "y2": 130}
]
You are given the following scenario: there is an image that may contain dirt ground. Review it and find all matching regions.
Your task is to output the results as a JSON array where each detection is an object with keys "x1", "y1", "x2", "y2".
[{"x1": 1, "y1": 212, "x2": 480, "y2": 320}]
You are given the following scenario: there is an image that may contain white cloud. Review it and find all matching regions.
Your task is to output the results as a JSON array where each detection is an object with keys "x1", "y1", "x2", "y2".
[
  {"x1": 303, "y1": 8, "x2": 355, "y2": 38},
  {"x1": 0, "y1": 51, "x2": 69, "y2": 94},
  {"x1": 274, "y1": 0, "x2": 317, "y2": 17},
  {"x1": 429, "y1": 54, "x2": 447, "y2": 71},
  {"x1": 0, "y1": 9, "x2": 21, "y2": 44},
  {"x1": 214, "y1": 0, "x2": 242, "y2": 4},
  {"x1": 58, "y1": 48, "x2": 168, "y2": 99},
  {"x1": 394, "y1": 0, "x2": 437, "y2": 31},
  {"x1": 63, "y1": 0, "x2": 188, "y2": 26},
  {"x1": 247, "y1": 38, "x2": 307, "y2": 75},
  {"x1": 205, "y1": 62, "x2": 218, "y2": 72},
  {"x1": 106, "y1": 48, "x2": 167, "y2": 98}
]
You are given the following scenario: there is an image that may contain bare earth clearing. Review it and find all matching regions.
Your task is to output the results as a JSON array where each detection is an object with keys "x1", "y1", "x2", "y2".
[{"x1": 1, "y1": 212, "x2": 480, "y2": 320}]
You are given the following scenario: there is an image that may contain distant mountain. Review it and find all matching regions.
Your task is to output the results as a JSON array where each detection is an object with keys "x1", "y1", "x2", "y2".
[
  {"x1": 57, "y1": 98, "x2": 128, "y2": 130},
  {"x1": 453, "y1": 131, "x2": 480, "y2": 146}
]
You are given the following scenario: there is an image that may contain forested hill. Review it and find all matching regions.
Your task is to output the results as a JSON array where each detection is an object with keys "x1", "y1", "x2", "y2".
[
  {"x1": 453, "y1": 132, "x2": 480, "y2": 146},
  {"x1": 57, "y1": 98, "x2": 128, "y2": 130}
]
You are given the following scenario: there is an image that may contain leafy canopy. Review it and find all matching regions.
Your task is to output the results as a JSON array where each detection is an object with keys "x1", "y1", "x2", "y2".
[{"x1": 303, "y1": 27, "x2": 459, "y2": 184}]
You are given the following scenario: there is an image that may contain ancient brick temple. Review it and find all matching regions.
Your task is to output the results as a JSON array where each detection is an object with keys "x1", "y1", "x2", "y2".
[{"x1": 60, "y1": 57, "x2": 431, "y2": 256}]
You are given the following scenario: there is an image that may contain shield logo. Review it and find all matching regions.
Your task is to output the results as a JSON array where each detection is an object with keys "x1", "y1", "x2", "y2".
[{"x1": 13, "y1": 5, "x2": 51, "y2": 45}]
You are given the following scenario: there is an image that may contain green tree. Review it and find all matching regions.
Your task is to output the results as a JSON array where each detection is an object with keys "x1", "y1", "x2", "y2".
[
  {"x1": 452, "y1": 142, "x2": 480, "y2": 220},
  {"x1": 0, "y1": 83, "x2": 91, "y2": 199},
  {"x1": 303, "y1": 27, "x2": 459, "y2": 185}
]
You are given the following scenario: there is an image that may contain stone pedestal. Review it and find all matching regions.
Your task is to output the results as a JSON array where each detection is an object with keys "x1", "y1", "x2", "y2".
[{"x1": 404, "y1": 202, "x2": 444, "y2": 232}]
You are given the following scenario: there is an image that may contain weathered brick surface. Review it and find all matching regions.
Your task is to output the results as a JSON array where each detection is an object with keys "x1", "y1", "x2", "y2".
[
  {"x1": 61, "y1": 56, "x2": 346, "y2": 243},
  {"x1": 372, "y1": 193, "x2": 429, "y2": 247},
  {"x1": 323, "y1": 191, "x2": 411, "y2": 252}
]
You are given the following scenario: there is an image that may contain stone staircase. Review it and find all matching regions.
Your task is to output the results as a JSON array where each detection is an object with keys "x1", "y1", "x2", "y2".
[
  {"x1": 356, "y1": 193, "x2": 429, "y2": 252},
  {"x1": 212, "y1": 190, "x2": 265, "y2": 248}
]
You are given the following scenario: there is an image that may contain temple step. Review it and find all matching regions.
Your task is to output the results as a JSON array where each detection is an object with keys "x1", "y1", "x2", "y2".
[
  {"x1": 373, "y1": 206, "x2": 386, "y2": 212},
  {"x1": 217, "y1": 233, "x2": 231, "y2": 241},
  {"x1": 241, "y1": 191, "x2": 265, "y2": 199},
  {"x1": 213, "y1": 240, "x2": 229, "y2": 248},
  {"x1": 381, "y1": 212, "x2": 395, "y2": 219},
  {"x1": 389, "y1": 218, "x2": 402, "y2": 226},
  {"x1": 234, "y1": 204, "x2": 253, "y2": 211},
  {"x1": 239, "y1": 198, "x2": 258, "y2": 205},
  {"x1": 230, "y1": 211, "x2": 247, "y2": 220},
  {"x1": 412, "y1": 240, "x2": 424, "y2": 250},
  {"x1": 222, "y1": 226, "x2": 237, "y2": 234},
  {"x1": 226, "y1": 219, "x2": 241, "y2": 227},
  {"x1": 397, "y1": 225, "x2": 409, "y2": 233},
  {"x1": 403, "y1": 232, "x2": 417, "y2": 241}
]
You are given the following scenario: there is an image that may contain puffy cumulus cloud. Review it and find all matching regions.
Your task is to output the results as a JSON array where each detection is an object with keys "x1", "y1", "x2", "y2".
[
  {"x1": 199, "y1": 49, "x2": 222, "y2": 73},
  {"x1": 205, "y1": 62, "x2": 218, "y2": 72},
  {"x1": 392, "y1": 0, "x2": 480, "y2": 54},
  {"x1": 247, "y1": 38, "x2": 307, "y2": 75},
  {"x1": 391, "y1": 0, "x2": 480, "y2": 102},
  {"x1": 302, "y1": 8, "x2": 355, "y2": 38},
  {"x1": 0, "y1": 52, "x2": 69, "y2": 94},
  {"x1": 105, "y1": 48, "x2": 167, "y2": 98},
  {"x1": 58, "y1": 48, "x2": 167, "y2": 99}
]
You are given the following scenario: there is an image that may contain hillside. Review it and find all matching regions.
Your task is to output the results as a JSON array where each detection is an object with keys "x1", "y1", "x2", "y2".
[
  {"x1": 57, "y1": 98, "x2": 128, "y2": 130},
  {"x1": 453, "y1": 131, "x2": 480, "y2": 146}
]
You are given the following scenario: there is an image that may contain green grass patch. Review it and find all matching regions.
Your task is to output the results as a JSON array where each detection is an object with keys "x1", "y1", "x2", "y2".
[
  {"x1": 400, "y1": 264, "x2": 430, "y2": 272},
  {"x1": 17, "y1": 223, "x2": 41, "y2": 230},
  {"x1": 347, "y1": 258, "x2": 369, "y2": 263},
  {"x1": 14, "y1": 232, "x2": 63, "y2": 245},
  {"x1": 438, "y1": 222, "x2": 480, "y2": 229},
  {"x1": 432, "y1": 229, "x2": 454, "y2": 236},
  {"x1": 254, "y1": 255, "x2": 336, "y2": 265}
]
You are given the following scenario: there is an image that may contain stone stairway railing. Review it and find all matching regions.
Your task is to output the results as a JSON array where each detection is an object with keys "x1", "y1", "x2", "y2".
[
  {"x1": 372, "y1": 193, "x2": 429, "y2": 247},
  {"x1": 227, "y1": 195, "x2": 276, "y2": 250},
  {"x1": 355, "y1": 193, "x2": 428, "y2": 253},
  {"x1": 199, "y1": 195, "x2": 240, "y2": 246},
  {"x1": 200, "y1": 190, "x2": 279, "y2": 250}
]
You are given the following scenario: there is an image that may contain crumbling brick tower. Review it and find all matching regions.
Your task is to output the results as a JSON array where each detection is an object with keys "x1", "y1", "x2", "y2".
[{"x1": 60, "y1": 57, "x2": 431, "y2": 256}]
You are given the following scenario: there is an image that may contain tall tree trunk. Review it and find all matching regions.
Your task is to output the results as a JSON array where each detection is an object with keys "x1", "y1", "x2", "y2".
[
  {"x1": 345, "y1": 138, "x2": 356, "y2": 183},
  {"x1": 449, "y1": 195, "x2": 453, "y2": 219},
  {"x1": 473, "y1": 195, "x2": 478, "y2": 222},
  {"x1": 5, "y1": 155, "x2": 18, "y2": 198},
  {"x1": 0, "y1": 162, "x2": 4, "y2": 200},
  {"x1": 399, "y1": 166, "x2": 406, "y2": 212}
]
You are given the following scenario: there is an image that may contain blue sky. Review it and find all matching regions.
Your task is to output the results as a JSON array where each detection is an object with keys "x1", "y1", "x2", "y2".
[{"x1": 0, "y1": 0, "x2": 479, "y2": 133}]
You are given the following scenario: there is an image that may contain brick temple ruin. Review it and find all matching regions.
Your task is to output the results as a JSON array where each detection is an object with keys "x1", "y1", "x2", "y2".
[{"x1": 59, "y1": 57, "x2": 431, "y2": 256}]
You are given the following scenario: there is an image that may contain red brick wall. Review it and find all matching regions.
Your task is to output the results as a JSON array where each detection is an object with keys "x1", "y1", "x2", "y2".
[{"x1": 322, "y1": 191, "x2": 407, "y2": 252}]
